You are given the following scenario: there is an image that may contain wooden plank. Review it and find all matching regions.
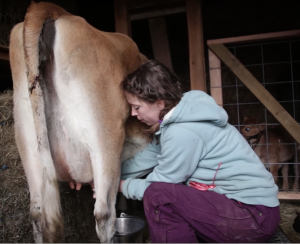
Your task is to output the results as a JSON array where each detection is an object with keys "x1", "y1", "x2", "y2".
[
  {"x1": 0, "y1": 44, "x2": 9, "y2": 49},
  {"x1": 278, "y1": 192, "x2": 300, "y2": 200},
  {"x1": 186, "y1": 0, "x2": 206, "y2": 92},
  {"x1": 0, "y1": 51, "x2": 9, "y2": 61},
  {"x1": 0, "y1": 45, "x2": 9, "y2": 61},
  {"x1": 208, "y1": 50, "x2": 222, "y2": 107},
  {"x1": 207, "y1": 29, "x2": 300, "y2": 45},
  {"x1": 114, "y1": 0, "x2": 131, "y2": 36},
  {"x1": 127, "y1": 0, "x2": 185, "y2": 11},
  {"x1": 209, "y1": 43, "x2": 300, "y2": 144},
  {"x1": 148, "y1": 17, "x2": 173, "y2": 71},
  {"x1": 131, "y1": 6, "x2": 186, "y2": 20}
]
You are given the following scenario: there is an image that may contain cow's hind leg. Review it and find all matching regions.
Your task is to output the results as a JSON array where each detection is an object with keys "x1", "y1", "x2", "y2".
[
  {"x1": 10, "y1": 22, "x2": 44, "y2": 242},
  {"x1": 28, "y1": 78, "x2": 63, "y2": 243},
  {"x1": 11, "y1": 20, "x2": 64, "y2": 242},
  {"x1": 91, "y1": 136, "x2": 122, "y2": 243}
]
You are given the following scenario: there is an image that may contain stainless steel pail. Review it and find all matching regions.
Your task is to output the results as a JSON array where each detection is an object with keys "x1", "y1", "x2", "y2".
[{"x1": 113, "y1": 213, "x2": 146, "y2": 243}]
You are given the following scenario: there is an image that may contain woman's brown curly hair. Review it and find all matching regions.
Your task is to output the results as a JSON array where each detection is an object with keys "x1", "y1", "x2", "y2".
[{"x1": 122, "y1": 59, "x2": 182, "y2": 142}]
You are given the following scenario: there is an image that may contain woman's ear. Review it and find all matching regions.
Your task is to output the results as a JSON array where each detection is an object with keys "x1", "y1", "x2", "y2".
[{"x1": 156, "y1": 99, "x2": 165, "y2": 110}]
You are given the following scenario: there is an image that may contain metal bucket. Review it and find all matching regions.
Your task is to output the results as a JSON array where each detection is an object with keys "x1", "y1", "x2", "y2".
[{"x1": 113, "y1": 213, "x2": 146, "y2": 243}]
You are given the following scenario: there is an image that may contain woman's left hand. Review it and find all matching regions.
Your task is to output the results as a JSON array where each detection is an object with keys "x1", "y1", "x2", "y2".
[{"x1": 119, "y1": 180, "x2": 125, "y2": 192}]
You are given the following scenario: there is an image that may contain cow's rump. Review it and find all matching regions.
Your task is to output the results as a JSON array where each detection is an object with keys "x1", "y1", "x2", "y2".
[{"x1": 10, "y1": 1, "x2": 147, "y2": 242}]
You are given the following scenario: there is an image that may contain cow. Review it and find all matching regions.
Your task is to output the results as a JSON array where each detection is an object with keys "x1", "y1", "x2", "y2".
[
  {"x1": 241, "y1": 117, "x2": 300, "y2": 191},
  {"x1": 9, "y1": 1, "x2": 148, "y2": 242}
]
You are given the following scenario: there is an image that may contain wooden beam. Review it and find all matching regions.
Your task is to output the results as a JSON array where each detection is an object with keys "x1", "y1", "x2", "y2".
[
  {"x1": 131, "y1": 6, "x2": 186, "y2": 20},
  {"x1": 149, "y1": 17, "x2": 173, "y2": 71},
  {"x1": 209, "y1": 43, "x2": 300, "y2": 144},
  {"x1": 207, "y1": 29, "x2": 300, "y2": 45},
  {"x1": 114, "y1": 0, "x2": 131, "y2": 36},
  {"x1": 0, "y1": 45, "x2": 9, "y2": 61},
  {"x1": 278, "y1": 192, "x2": 300, "y2": 200},
  {"x1": 208, "y1": 50, "x2": 222, "y2": 107},
  {"x1": 127, "y1": 0, "x2": 185, "y2": 11},
  {"x1": 186, "y1": 0, "x2": 206, "y2": 92}
]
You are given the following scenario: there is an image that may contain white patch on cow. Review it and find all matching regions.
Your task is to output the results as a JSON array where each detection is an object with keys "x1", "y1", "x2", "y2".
[{"x1": 52, "y1": 70, "x2": 95, "y2": 182}]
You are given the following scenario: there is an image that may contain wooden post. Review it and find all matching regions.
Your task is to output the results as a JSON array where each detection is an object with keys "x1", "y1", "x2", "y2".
[
  {"x1": 278, "y1": 192, "x2": 300, "y2": 200},
  {"x1": 209, "y1": 43, "x2": 300, "y2": 144},
  {"x1": 186, "y1": 0, "x2": 206, "y2": 92},
  {"x1": 149, "y1": 17, "x2": 173, "y2": 71},
  {"x1": 114, "y1": 0, "x2": 131, "y2": 36},
  {"x1": 208, "y1": 50, "x2": 222, "y2": 106}
]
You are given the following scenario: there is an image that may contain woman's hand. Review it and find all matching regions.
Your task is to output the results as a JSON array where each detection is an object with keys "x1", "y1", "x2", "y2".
[{"x1": 119, "y1": 180, "x2": 125, "y2": 192}]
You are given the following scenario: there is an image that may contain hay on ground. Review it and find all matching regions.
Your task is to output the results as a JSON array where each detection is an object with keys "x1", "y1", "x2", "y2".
[{"x1": 0, "y1": 90, "x2": 98, "y2": 243}]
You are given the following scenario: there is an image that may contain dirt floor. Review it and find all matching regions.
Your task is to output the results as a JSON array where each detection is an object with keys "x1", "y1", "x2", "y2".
[{"x1": 279, "y1": 200, "x2": 300, "y2": 243}]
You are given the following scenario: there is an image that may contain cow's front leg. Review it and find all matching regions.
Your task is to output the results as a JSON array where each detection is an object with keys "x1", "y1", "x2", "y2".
[
  {"x1": 293, "y1": 155, "x2": 300, "y2": 191},
  {"x1": 281, "y1": 163, "x2": 289, "y2": 190},
  {"x1": 89, "y1": 132, "x2": 123, "y2": 243}
]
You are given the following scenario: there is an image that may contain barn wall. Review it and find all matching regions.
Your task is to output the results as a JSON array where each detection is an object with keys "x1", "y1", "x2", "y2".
[{"x1": 1, "y1": 0, "x2": 300, "y2": 93}]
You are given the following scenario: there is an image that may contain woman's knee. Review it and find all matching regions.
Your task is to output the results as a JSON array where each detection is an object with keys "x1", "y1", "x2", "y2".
[
  {"x1": 144, "y1": 182, "x2": 162, "y2": 203},
  {"x1": 143, "y1": 182, "x2": 176, "y2": 211}
]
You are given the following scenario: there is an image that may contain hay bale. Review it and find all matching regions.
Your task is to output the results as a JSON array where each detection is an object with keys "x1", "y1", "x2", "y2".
[{"x1": 0, "y1": 90, "x2": 98, "y2": 242}]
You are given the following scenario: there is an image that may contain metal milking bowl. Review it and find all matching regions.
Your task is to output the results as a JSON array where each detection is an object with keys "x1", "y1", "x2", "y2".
[{"x1": 113, "y1": 213, "x2": 146, "y2": 243}]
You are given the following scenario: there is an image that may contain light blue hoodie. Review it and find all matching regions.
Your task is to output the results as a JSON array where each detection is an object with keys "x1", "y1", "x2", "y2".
[{"x1": 121, "y1": 90, "x2": 279, "y2": 207}]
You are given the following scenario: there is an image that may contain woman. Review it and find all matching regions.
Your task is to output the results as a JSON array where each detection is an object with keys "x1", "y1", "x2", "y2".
[{"x1": 119, "y1": 59, "x2": 280, "y2": 243}]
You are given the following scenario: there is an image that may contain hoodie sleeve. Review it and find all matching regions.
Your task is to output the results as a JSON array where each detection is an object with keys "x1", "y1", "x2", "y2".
[
  {"x1": 122, "y1": 125, "x2": 206, "y2": 200},
  {"x1": 121, "y1": 137, "x2": 161, "y2": 180}
]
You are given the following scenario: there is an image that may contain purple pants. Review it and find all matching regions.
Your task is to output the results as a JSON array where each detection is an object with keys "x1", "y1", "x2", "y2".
[{"x1": 143, "y1": 182, "x2": 280, "y2": 243}]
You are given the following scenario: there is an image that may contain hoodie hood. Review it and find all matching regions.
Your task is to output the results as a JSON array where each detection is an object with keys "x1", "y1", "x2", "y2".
[{"x1": 159, "y1": 90, "x2": 228, "y2": 129}]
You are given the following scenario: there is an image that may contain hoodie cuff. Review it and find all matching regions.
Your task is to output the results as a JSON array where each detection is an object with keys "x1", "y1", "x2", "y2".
[{"x1": 122, "y1": 178, "x2": 134, "y2": 199}]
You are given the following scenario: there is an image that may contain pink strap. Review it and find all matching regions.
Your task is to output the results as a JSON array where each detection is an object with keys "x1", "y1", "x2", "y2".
[{"x1": 189, "y1": 163, "x2": 222, "y2": 191}]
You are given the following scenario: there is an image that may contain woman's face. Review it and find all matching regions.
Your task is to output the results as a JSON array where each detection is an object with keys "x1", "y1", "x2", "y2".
[{"x1": 125, "y1": 92, "x2": 165, "y2": 126}]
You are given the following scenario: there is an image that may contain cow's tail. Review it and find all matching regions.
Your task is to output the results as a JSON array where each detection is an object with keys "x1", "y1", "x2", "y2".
[
  {"x1": 22, "y1": 1, "x2": 69, "y2": 242},
  {"x1": 23, "y1": 1, "x2": 70, "y2": 87}
]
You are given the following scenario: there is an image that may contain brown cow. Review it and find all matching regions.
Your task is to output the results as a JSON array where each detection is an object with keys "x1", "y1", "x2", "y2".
[
  {"x1": 241, "y1": 117, "x2": 300, "y2": 191},
  {"x1": 9, "y1": 1, "x2": 148, "y2": 242}
]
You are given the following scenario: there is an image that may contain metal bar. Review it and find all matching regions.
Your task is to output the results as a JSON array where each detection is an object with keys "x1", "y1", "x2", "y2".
[
  {"x1": 130, "y1": 6, "x2": 186, "y2": 20},
  {"x1": 211, "y1": 80, "x2": 300, "y2": 89},
  {"x1": 223, "y1": 100, "x2": 300, "y2": 105}
]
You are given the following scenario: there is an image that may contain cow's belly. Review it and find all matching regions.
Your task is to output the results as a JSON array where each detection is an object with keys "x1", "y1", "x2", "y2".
[{"x1": 46, "y1": 108, "x2": 94, "y2": 183}]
